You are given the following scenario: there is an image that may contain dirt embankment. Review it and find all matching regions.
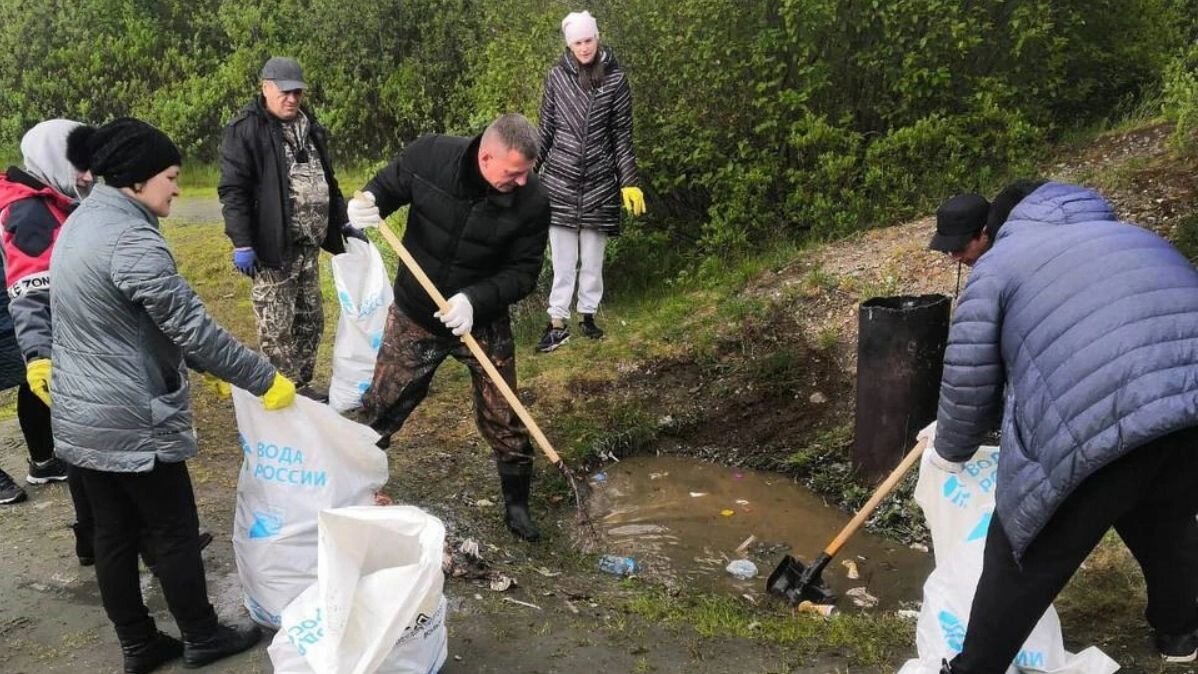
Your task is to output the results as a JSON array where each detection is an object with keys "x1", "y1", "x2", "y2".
[{"x1": 591, "y1": 121, "x2": 1198, "y2": 466}]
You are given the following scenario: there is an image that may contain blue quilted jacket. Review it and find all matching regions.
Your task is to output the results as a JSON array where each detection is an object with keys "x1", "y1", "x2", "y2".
[{"x1": 934, "y1": 182, "x2": 1198, "y2": 559}]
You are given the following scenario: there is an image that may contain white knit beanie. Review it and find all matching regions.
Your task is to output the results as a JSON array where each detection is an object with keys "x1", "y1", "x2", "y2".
[{"x1": 561, "y1": 11, "x2": 599, "y2": 44}]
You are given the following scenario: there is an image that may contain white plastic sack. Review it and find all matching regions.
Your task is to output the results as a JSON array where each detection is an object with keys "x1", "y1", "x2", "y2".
[
  {"x1": 898, "y1": 423, "x2": 1119, "y2": 674},
  {"x1": 329, "y1": 238, "x2": 393, "y2": 412},
  {"x1": 267, "y1": 506, "x2": 448, "y2": 674},
  {"x1": 232, "y1": 389, "x2": 388, "y2": 628}
]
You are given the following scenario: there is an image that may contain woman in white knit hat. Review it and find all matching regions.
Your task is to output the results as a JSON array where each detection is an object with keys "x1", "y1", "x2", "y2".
[{"x1": 535, "y1": 10, "x2": 645, "y2": 352}]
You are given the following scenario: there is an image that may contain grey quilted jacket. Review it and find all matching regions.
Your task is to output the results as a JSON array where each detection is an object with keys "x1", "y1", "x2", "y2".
[
  {"x1": 934, "y1": 182, "x2": 1198, "y2": 559},
  {"x1": 50, "y1": 184, "x2": 276, "y2": 472}
]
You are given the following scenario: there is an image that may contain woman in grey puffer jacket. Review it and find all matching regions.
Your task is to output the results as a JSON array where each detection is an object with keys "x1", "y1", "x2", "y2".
[
  {"x1": 535, "y1": 10, "x2": 645, "y2": 352},
  {"x1": 54, "y1": 117, "x2": 296, "y2": 673}
]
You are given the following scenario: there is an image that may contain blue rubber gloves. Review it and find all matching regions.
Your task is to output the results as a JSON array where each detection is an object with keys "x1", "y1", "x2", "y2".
[{"x1": 233, "y1": 247, "x2": 257, "y2": 276}]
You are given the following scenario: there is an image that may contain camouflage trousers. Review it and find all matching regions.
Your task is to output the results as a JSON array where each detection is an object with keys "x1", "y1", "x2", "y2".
[
  {"x1": 250, "y1": 245, "x2": 323, "y2": 385},
  {"x1": 362, "y1": 304, "x2": 532, "y2": 465}
]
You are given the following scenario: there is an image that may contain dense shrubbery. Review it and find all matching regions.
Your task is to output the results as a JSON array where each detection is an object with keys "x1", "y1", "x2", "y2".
[
  {"x1": 1, "y1": 0, "x2": 1193, "y2": 266},
  {"x1": 1163, "y1": 42, "x2": 1198, "y2": 150}
]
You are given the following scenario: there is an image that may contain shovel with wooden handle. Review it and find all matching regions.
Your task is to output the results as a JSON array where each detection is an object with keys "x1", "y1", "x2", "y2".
[
  {"x1": 766, "y1": 437, "x2": 928, "y2": 605},
  {"x1": 355, "y1": 193, "x2": 592, "y2": 523}
]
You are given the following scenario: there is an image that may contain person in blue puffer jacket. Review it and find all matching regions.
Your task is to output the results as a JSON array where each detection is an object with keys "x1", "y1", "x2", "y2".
[{"x1": 934, "y1": 181, "x2": 1198, "y2": 672}]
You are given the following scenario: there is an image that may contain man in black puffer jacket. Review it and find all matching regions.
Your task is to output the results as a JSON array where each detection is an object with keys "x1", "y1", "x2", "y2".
[
  {"x1": 219, "y1": 57, "x2": 356, "y2": 402},
  {"x1": 347, "y1": 113, "x2": 550, "y2": 541}
]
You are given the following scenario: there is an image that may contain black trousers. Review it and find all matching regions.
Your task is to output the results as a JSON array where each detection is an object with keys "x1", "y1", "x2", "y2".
[
  {"x1": 949, "y1": 426, "x2": 1198, "y2": 673},
  {"x1": 16, "y1": 382, "x2": 53, "y2": 463},
  {"x1": 78, "y1": 461, "x2": 218, "y2": 640}
]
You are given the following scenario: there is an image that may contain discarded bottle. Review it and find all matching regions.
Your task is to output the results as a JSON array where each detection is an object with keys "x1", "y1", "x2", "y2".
[
  {"x1": 598, "y1": 555, "x2": 639, "y2": 577},
  {"x1": 725, "y1": 559, "x2": 759, "y2": 580}
]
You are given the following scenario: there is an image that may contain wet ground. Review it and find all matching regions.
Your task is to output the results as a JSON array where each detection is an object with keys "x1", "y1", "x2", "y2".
[
  {"x1": 588, "y1": 456, "x2": 932, "y2": 609},
  {"x1": 0, "y1": 416, "x2": 876, "y2": 674}
]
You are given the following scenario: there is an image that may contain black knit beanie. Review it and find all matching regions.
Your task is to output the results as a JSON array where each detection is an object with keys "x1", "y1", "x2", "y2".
[
  {"x1": 66, "y1": 117, "x2": 182, "y2": 188},
  {"x1": 985, "y1": 178, "x2": 1048, "y2": 239}
]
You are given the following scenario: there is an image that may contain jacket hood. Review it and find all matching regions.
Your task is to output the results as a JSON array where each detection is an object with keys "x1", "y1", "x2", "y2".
[
  {"x1": 996, "y1": 182, "x2": 1117, "y2": 241},
  {"x1": 559, "y1": 45, "x2": 619, "y2": 76},
  {"x1": 0, "y1": 167, "x2": 77, "y2": 214},
  {"x1": 21, "y1": 119, "x2": 85, "y2": 199}
]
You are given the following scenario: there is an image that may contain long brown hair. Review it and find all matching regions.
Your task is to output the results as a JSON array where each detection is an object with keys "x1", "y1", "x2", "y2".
[{"x1": 571, "y1": 49, "x2": 606, "y2": 92}]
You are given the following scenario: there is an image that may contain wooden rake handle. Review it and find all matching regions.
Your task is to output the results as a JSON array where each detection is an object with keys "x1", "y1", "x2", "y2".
[
  {"x1": 362, "y1": 200, "x2": 564, "y2": 467},
  {"x1": 824, "y1": 437, "x2": 927, "y2": 557}
]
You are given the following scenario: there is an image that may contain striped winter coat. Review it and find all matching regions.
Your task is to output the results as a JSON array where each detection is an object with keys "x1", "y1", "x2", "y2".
[{"x1": 537, "y1": 46, "x2": 638, "y2": 235}]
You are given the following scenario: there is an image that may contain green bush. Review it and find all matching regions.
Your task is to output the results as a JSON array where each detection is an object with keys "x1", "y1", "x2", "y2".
[
  {"x1": 1163, "y1": 42, "x2": 1198, "y2": 150},
  {"x1": 863, "y1": 102, "x2": 1043, "y2": 224},
  {"x1": 0, "y1": 0, "x2": 1190, "y2": 265}
]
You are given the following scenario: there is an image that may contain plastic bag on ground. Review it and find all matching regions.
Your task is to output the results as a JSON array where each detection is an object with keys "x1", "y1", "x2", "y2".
[
  {"x1": 329, "y1": 238, "x2": 393, "y2": 412},
  {"x1": 897, "y1": 423, "x2": 1118, "y2": 674},
  {"x1": 267, "y1": 506, "x2": 448, "y2": 674},
  {"x1": 232, "y1": 389, "x2": 388, "y2": 628}
]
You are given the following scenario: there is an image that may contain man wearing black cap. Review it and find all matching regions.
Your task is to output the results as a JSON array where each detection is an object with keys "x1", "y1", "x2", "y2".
[
  {"x1": 929, "y1": 193, "x2": 992, "y2": 267},
  {"x1": 219, "y1": 56, "x2": 361, "y2": 402}
]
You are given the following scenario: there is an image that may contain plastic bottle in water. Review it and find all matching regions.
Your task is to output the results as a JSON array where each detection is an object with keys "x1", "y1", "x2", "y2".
[
  {"x1": 725, "y1": 559, "x2": 758, "y2": 580},
  {"x1": 598, "y1": 555, "x2": 639, "y2": 576}
]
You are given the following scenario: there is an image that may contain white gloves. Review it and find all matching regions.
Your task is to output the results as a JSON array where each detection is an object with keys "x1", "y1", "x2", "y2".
[
  {"x1": 436, "y1": 293, "x2": 474, "y2": 336},
  {"x1": 347, "y1": 190, "x2": 382, "y2": 228},
  {"x1": 920, "y1": 421, "x2": 965, "y2": 473},
  {"x1": 929, "y1": 450, "x2": 965, "y2": 474}
]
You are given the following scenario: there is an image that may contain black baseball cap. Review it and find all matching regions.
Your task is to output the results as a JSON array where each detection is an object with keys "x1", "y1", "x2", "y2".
[
  {"x1": 260, "y1": 56, "x2": 306, "y2": 91},
  {"x1": 929, "y1": 193, "x2": 990, "y2": 252}
]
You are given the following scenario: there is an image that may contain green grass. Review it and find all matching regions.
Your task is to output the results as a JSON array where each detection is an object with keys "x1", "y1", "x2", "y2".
[{"x1": 625, "y1": 588, "x2": 914, "y2": 666}]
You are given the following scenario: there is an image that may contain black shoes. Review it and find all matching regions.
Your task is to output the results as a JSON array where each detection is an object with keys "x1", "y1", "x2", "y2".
[
  {"x1": 27, "y1": 457, "x2": 69, "y2": 484},
  {"x1": 538, "y1": 315, "x2": 604, "y2": 350},
  {"x1": 579, "y1": 314, "x2": 605, "y2": 340},
  {"x1": 497, "y1": 462, "x2": 541, "y2": 542},
  {"x1": 1158, "y1": 631, "x2": 1198, "y2": 662},
  {"x1": 182, "y1": 623, "x2": 262, "y2": 668},
  {"x1": 1, "y1": 460, "x2": 66, "y2": 506},
  {"x1": 295, "y1": 385, "x2": 329, "y2": 403},
  {"x1": 121, "y1": 630, "x2": 184, "y2": 674},
  {"x1": 536, "y1": 323, "x2": 570, "y2": 352},
  {"x1": 0, "y1": 468, "x2": 27, "y2": 504}
]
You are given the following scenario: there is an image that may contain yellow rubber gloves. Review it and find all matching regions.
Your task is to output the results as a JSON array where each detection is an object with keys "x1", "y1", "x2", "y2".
[
  {"x1": 26, "y1": 358, "x2": 52, "y2": 406},
  {"x1": 203, "y1": 373, "x2": 232, "y2": 399},
  {"x1": 621, "y1": 186, "x2": 646, "y2": 217},
  {"x1": 262, "y1": 372, "x2": 296, "y2": 410}
]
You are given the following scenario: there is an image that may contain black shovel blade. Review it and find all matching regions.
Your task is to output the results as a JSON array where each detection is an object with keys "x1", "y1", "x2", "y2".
[{"x1": 765, "y1": 553, "x2": 837, "y2": 605}]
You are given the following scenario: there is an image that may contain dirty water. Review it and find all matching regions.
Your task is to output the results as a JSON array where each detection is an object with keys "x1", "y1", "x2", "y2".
[{"x1": 587, "y1": 455, "x2": 932, "y2": 608}]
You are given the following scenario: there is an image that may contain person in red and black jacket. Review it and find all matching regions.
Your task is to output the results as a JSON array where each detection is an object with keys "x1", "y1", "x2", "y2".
[{"x1": 0, "y1": 119, "x2": 88, "y2": 506}]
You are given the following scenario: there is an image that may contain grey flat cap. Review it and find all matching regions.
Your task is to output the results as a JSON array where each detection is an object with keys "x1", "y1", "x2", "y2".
[{"x1": 260, "y1": 56, "x2": 306, "y2": 91}]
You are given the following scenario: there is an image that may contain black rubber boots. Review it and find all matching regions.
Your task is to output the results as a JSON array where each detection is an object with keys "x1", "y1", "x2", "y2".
[{"x1": 498, "y1": 461, "x2": 541, "y2": 542}]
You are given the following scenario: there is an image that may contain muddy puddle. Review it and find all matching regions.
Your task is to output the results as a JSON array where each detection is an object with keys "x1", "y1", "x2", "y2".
[{"x1": 587, "y1": 455, "x2": 932, "y2": 609}]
